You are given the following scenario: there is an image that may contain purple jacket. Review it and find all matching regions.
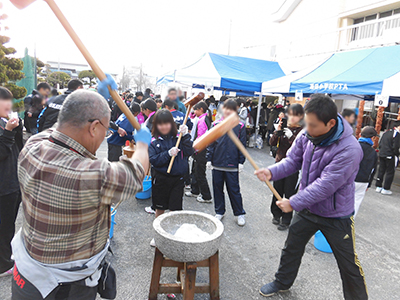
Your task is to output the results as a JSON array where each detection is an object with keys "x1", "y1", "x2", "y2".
[{"x1": 269, "y1": 115, "x2": 363, "y2": 218}]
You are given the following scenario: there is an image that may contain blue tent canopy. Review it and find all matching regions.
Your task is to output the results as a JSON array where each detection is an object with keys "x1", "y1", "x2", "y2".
[
  {"x1": 290, "y1": 45, "x2": 400, "y2": 95},
  {"x1": 158, "y1": 53, "x2": 286, "y2": 93}
]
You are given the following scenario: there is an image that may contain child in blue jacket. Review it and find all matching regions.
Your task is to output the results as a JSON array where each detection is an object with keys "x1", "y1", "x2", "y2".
[
  {"x1": 207, "y1": 99, "x2": 247, "y2": 226},
  {"x1": 107, "y1": 103, "x2": 140, "y2": 161},
  {"x1": 148, "y1": 109, "x2": 193, "y2": 246}
]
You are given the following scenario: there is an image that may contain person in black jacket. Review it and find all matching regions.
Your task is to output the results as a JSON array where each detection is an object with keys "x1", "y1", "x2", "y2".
[
  {"x1": 269, "y1": 104, "x2": 304, "y2": 230},
  {"x1": 207, "y1": 100, "x2": 247, "y2": 226},
  {"x1": 26, "y1": 94, "x2": 44, "y2": 134},
  {"x1": 37, "y1": 79, "x2": 83, "y2": 132},
  {"x1": 23, "y1": 82, "x2": 51, "y2": 133},
  {"x1": 0, "y1": 87, "x2": 23, "y2": 277},
  {"x1": 354, "y1": 126, "x2": 378, "y2": 217},
  {"x1": 148, "y1": 109, "x2": 193, "y2": 247},
  {"x1": 375, "y1": 120, "x2": 400, "y2": 195},
  {"x1": 141, "y1": 98, "x2": 157, "y2": 131}
]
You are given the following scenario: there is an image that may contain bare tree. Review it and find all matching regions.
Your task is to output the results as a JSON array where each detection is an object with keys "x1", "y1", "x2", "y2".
[{"x1": 119, "y1": 65, "x2": 155, "y2": 93}]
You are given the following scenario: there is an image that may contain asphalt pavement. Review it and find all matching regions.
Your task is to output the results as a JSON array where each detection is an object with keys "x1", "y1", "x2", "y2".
[{"x1": 1, "y1": 139, "x2": 400, "y2": 300}]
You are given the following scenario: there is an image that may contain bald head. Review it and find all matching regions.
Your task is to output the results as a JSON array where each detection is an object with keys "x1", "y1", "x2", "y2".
[{"x1": 58, "y1": 90, "x2": 110, "y2": 129}]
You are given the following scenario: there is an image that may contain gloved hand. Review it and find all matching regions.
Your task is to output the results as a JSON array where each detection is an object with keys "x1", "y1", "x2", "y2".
[
  {"x1": 283, "y1": 128, "x2": 293, "y2": 139},
  {"x1": 134, "y1": 125, "x2": 152, "y2": 146},
  {"x1": 206, "y1": 161, "x2": 213, "y2": 170},
  {"x1": 97, "y1": 74, "x2": 118, "y2": 100},
  {"x1": 179, "y1": 124, "x2": 188, "y2": 136},
  {"x1": 168, "y1": 147, "x2": 180, "y2": 157},
  {"x1": 238, "y1": 164, "x2": 244, "y2": 173}
]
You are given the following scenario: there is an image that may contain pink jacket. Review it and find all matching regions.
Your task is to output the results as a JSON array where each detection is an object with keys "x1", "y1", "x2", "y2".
[
  {"x1": 137, "y1": 112, "x2": 145, "y2": 125},
  {"x1": 196, "y1": 113, "x2": 209, "y2": 139}
]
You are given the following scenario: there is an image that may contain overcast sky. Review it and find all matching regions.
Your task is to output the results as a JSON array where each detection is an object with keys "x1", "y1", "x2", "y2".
[{"x1": 2, "y1": 0, "x2": 279, "y2": 77}]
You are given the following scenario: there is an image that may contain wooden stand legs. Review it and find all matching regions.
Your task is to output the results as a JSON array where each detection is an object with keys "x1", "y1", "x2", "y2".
[{"x1": 149, "y1": 248, "x2": 220, "y2": 300}]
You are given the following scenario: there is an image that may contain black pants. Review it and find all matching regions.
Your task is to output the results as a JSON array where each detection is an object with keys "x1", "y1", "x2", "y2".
[
  {"x1": 271, "y1": 172, "x2": 298, "y2": 225},
  {"x1": 191, "y1": 151, "x2": 211, "y2": 200},
  {"x1": 183, "y1": 159, "x2": 192, "y2": 186},
  {"x1": 375, "y1": 156, "x2": 395, "y2": 190},
  {"x1": 274, "y1": 211, "x2": 368, "y2": 300},
  {"x1": 151, "y1": 169, "x2": 184, "y2": 211},
  {"x1": 212, "y1": 170, "x2": 245, "y2": 216},
  {"x1": 108, "y1": 143, "x2": 122, "y2": 162},
  {"x1": 12, "y1": 265, "x2": 97, "y2": 300},
  {"x1": 260, "y1": 125, "x2": 267, "y2": 141},
  {"x1": 0, "y1": 191, "x2": 21, "y2": 273}
]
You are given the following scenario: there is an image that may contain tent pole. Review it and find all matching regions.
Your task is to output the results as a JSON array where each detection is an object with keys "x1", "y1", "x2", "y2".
[
  {"x1": 373, "y1": 106, "x2": 385, "y2": 148},
  {"x1": 254, "y1": 93, "x2": 262, "y2": 146},
  {"x1": 355, "y1": 100, "x2": 365, "y2": 139}
]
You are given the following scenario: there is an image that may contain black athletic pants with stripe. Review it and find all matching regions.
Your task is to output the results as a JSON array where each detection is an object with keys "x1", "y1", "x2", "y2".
[{"x1": 274, "y1": 210, "x2": 368, "y2": 300}]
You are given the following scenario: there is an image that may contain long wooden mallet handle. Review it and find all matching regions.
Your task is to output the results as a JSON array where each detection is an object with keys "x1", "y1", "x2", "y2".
[
  {"x1": 167, "y1": 106, "x2": 191, "y2": 173},
  {"x1": 226, "y1": 130, "x2": 282, "y2": 200},
  {"x1": 44, "y1": 0, "x2": 140, "y2": 131},
  {"x1": 193, "y1": 113, "x2": 239, "y2": 152},
  {"x1": 192, "y1": 113, "x2": 282, "y2": 200},
  {"x1": 166, "y1": 93, "x2": 205, "y2": 173}
]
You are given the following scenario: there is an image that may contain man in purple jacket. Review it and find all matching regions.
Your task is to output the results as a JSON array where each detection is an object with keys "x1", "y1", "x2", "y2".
[{"x1": 255, "y1": 94, "x2": 368, "y2": 300}]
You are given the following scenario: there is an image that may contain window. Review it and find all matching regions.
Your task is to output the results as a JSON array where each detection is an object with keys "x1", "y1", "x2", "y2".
[
  {"x1": 354, "y1": 18, "x2": 364, "y2": 24},
  {"x1": 365, "y1": 14, "x2": 377, "y2": 21},
  {"x1": 350, "y1": 8, "x2": 400, "y2": 41},
  {"x1": 379, "y1": 10, "x2": 393, "y2": 18}
]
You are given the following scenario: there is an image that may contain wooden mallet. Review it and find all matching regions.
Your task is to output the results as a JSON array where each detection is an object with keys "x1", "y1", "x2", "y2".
[
  {"x1": 193, "y1": 113, "x2": 282, "y2": 200},
  {"x1": 166, "y1": 92, "x2": 204, "y2": 173},
  {"x1": 10, "y1": 0, "x2": 141, "y2": 131}
]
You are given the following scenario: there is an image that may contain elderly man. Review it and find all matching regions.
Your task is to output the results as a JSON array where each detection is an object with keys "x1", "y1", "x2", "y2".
[{"x1": 12, "y1": 90, "x2": 151, "y2": 300}]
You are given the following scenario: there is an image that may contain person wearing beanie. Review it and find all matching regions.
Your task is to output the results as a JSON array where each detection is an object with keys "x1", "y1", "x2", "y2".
[{"x1": 354, "y1": 126, "x2": 378, "y2": 216}]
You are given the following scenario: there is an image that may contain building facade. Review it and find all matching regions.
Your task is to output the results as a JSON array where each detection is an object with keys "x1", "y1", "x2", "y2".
[{"x1": 269, "y1": 0, "x2": 400, "y2": 113}]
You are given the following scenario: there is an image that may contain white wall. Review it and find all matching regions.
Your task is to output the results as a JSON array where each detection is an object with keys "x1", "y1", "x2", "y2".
[
  {"x1": 271, "y1": 0, "x2": 344, "y2": 71},
  {"x1": 271, "y1": 0, "x2": 400, "y2": 71}
]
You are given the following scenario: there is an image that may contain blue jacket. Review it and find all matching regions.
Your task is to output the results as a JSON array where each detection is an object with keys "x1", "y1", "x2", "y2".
[
  {"x1": 170, "y1": 109, "x2": 193, "y2": 130},
  {"x1": 176, "y1": 99, "x2": 186, "y2": 115},
  {"x1": 207, "y1": 119, "x2": 246, "y2": 168},
  {"x1": 107, "y1": 114, "x2": 134, "y2": 146},
  {"x1": 149, "y1": 133, "x2": 194, "y2": 176}
]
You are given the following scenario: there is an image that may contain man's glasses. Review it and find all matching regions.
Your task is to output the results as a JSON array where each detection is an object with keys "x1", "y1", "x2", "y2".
[{"x1": 88, "y1": 119, "x2": 108, "y2": 130}]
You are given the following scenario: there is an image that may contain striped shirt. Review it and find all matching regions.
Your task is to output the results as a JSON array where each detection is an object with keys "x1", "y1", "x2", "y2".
[{"x1": 18, "y1": 129, "x2": 145, "y2": 264}]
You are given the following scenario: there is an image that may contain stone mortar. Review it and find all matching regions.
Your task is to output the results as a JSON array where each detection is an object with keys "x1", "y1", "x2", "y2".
[{"x1": 153, "y1": 211, "x2": 224, "y2": 262}]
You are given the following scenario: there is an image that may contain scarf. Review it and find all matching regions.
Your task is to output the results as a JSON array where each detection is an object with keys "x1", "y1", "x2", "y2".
[
  {"x1": 358, "y1": 137, "x2": 373, "y2": 146},
  {"x1": 306, "y1": 119, "x2": 338, "y2": 146}
]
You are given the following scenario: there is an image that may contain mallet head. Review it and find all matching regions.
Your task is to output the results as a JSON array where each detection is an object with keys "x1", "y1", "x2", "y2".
[
  {"x1": 183, "y1": 92, "x2": 205, "y2": 108},
  {"x1": 10, "y1": 0, "x2": 37, "y2": 9},
  {"x1": 193, "y1": 113, "x2": 239, "y2": 152}
]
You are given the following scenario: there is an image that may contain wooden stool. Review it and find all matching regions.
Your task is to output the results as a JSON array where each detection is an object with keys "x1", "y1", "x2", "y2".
[{"x1": 149, "y1": 248, "x2": 220, "y2": 300}]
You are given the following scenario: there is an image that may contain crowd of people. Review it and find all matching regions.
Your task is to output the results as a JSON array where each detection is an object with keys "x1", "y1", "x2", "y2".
[{"x1": 0, "y1": 76, "x2": 399, "y2": 300}]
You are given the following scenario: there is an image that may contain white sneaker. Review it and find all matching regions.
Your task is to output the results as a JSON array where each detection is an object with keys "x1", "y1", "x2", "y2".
[
  {"x1": 185, "y1": 185, "x2": 191, "y2": 190},
  {"x1": 150, "y1": 238, "x2": 156, "y2": 247},
  {"x1": 196, "y1": 195, "x2": 212, "y2": 203},
  {"x1": 215, "y1": 214, "x2": 224, "y2": 221},
  {"x1": 375, "y1": 187, "x2": 382, "y2": 193},
  {"x1": 185, "y1": 191, "x2": 199, "y2": 198},
  {"x1": 237, "y1": 215, "x2": 246, "y2": 226},
  {"x1": 0, "y1": 268, "x2": 13, "y2": 278},
  {"x1": 381, "y1": 189, "x2": 392, "y2": 195},
  {"x1": 145, "y1": 206, "x2": 155, "y2": 214}
]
